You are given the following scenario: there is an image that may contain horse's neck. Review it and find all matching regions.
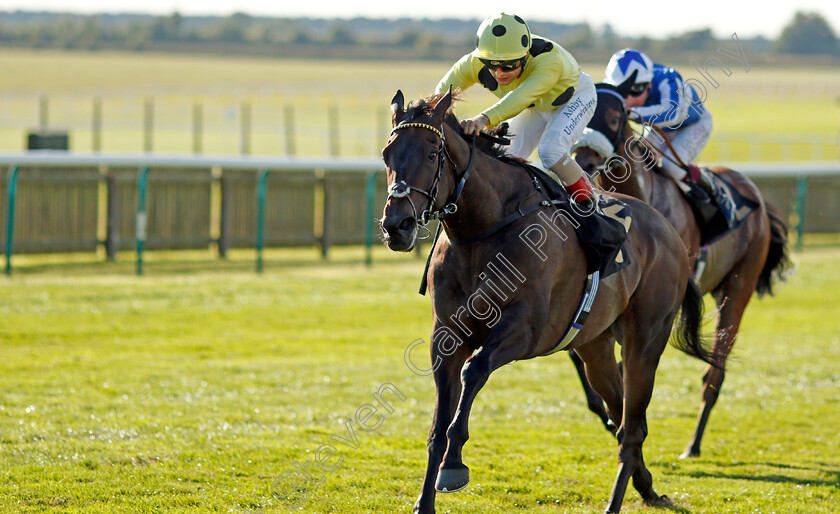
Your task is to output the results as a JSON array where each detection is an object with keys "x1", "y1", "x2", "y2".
[
  {"x1": 647, "y1": 167, "x2": 682, "y2": 208},
  {"x1": 440, "y1": 126, "x2": 527, "y2": 242},
  {"x1": 606, "y1": 158, "x2": 652, "y2": 203},
  {"x1": 613, "y1": 157, "x2": 697, "y2": 242}
]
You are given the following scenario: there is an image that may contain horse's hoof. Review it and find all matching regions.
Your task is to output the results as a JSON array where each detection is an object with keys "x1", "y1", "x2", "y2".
[
  {"x1": 644, "y1": 494, "x2": 672, "y2": 507},
  {"x1": 680, "y1": 447, "x2": 700, "y2": 459},
  {"x1": 435, "y1": 464, "x2": 469, "y2": 493},
  {"x1": 412, "y1": 503, "x2": 434, "y2": 514}
]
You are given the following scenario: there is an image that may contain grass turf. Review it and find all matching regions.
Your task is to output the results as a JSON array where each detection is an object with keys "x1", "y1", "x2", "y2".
[{"x1": 0, "y1": 244, "x2": 838, "y2": 512}]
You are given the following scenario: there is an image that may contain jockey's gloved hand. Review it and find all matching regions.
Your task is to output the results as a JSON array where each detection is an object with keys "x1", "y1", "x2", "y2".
[{"x1": 461, "y1": 114, "x2": 490, "y2": 136}]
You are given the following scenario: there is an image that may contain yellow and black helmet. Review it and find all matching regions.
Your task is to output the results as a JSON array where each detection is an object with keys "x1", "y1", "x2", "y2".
[{"x1": 474, "y1": 13, "x2": 531, "y2": 64}]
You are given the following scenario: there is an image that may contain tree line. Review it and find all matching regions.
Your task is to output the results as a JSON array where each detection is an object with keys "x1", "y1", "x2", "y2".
[{"x1": 0, "y1": 10, "x2": 836, "y2": 60}]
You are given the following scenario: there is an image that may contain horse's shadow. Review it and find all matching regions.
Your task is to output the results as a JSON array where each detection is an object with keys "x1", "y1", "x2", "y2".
[
  {"x1": 684, "y1": 461, "x2": 840, "y2": 489},
  {"x1": 652, "y1": 502, "x2": 691, "y2": 513}
]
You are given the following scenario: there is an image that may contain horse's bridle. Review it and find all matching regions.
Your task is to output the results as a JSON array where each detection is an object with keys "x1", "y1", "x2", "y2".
[
  {"x1": 592, "y1": 87, "x2": 687, "y2": 173},
  {"x1": 386, "y1": 121, "x2": 474, "y2": 227},
  {"x1": 592, "y1": 87, "x2": 630, "y2": 170}
]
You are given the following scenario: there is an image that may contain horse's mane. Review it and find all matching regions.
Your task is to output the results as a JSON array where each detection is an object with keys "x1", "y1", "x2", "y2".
[{"x1": 406, "y1": 91, "x2": 523, "y2": 163}]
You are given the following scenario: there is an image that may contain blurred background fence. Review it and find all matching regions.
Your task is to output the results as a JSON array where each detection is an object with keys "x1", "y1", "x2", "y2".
[
  {"x1": 2, "y1": 58, "x2": 839, "y2": 274},
  {"x1": 0, "y1": 154, "x2": 391, "y2": 275},
  {"x1": 2, "y1": 88, "x2": 838, "y2": 161},
  {"x1": 2, "y1": 153, "x2": 839, "y2": 275}
]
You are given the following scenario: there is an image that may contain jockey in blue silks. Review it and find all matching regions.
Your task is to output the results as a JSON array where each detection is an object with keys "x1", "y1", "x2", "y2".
[{"x1": 603, "y1": 48, "x2": 735, "y2": 220}]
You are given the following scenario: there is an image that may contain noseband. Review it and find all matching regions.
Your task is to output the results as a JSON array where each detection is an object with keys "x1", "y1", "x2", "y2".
[{"x1": 386, "y1": 121, "x2": 474, "y2": 227}]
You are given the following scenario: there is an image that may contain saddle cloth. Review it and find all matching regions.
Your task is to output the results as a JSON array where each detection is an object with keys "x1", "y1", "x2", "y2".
[
  {"x1": 682, "y1": 168, "x2": 759, "y2": 246},
  {"x1": 508, "y1": 157, "x2": 633, "y2": 278}
]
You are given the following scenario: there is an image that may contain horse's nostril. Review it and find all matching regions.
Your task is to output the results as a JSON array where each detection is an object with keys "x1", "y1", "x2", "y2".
[{"x1": 399, "y1": 217, "x2": 415, "y2": 231}]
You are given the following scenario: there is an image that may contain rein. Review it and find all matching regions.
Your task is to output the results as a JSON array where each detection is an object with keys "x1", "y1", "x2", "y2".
[
  {"x1": 648, "y1": 125, "x2": 689, "y2": 168},
  {"x1": 388, "y1": 120, "x2": 569, "y2": 295},
  {"x1": 386, "y1": 120, "x2": 476, "y2": 295},
  {"x1": 587, "y1": 88, "x2": 685, "y2": 176}
]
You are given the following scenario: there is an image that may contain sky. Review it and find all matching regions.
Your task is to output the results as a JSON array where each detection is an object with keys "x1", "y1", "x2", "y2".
[{"x1": 3, "y1": 0, "x2": 840, "y2": 39}]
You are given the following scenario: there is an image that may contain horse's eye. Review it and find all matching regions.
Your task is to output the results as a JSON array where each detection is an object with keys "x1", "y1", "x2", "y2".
[{"x1": 428, "y1": 151, "x2": 437, "y2": 162}]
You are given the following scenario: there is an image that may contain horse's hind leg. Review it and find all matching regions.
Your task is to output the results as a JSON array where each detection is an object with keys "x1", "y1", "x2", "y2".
[
  {"x1": 413, "y1": 344, "x2": 471, "y2": 514},
  {"x1": 681, "y1": 267, "x2": 760, "y2": 458},
  {"x1": 569, "y1": 349, "x2": 617, "y2": 435},
  {"x1": 605, "y1": 321, "x2": 673, "y2": 513},
  {"x1": 572, "y1": 334, "x2": 624, "y2": 435}
]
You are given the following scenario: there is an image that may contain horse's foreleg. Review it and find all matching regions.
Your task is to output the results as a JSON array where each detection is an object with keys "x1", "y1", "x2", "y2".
[
  {"x1": 414, "y1": 345, "x2": 471, "y2": 514},
  {"x1": 435, "y1": 306, "x2": 532, "y2": 493},
  {"x1": 682, "y1": 279, "x2": 754, "y2": 459},
  {"x1": 569, "y1": 349, "x2": 616, "y2": 435}
]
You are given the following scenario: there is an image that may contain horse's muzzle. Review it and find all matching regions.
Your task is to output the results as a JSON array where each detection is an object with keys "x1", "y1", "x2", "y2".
[{"x1": 381, "y1": 214, "x2": 417, "y2": 252}]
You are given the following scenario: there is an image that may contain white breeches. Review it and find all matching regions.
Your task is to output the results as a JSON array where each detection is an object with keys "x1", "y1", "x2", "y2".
[{"x1": 507, "y1": 72, "x2": 597, "y2": 170}]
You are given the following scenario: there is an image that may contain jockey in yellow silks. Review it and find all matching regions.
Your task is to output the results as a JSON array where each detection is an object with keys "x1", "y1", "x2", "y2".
[{"x1": 435, "y1": 12, "x2": 609, "y2": 216}]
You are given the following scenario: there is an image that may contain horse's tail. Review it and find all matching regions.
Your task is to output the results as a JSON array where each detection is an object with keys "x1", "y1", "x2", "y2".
[
  {"x1": 755, "y1": 202, "x2": 792, "y2": 297},
  {"x1": 671, "y1": 277, "x2": 719, "y2": 368}
]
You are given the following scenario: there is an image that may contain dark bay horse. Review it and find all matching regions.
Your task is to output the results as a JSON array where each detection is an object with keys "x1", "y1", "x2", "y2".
[
  {"x1": 381, "y1": 89, "x2": 716, "y2": 513},
  {"x1": 572, "y1": 81, "x2": 791, "y2": 458}
]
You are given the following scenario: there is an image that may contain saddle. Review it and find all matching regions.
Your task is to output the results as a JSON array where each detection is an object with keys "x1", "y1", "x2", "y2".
[
  {"x1": 477, "y1": 124, "x2": 631, "y2": 278},
  {"x1": 506, "y1": 157, "x2": 632, "y2": 278},
  {"x1": 676, "y1": 166, "x2": 759, "y2": 245}
]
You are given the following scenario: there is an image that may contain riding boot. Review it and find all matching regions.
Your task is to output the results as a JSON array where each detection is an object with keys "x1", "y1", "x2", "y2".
[
  {"x1": 564, "y1": 176, "x2": 603, "y2": 214},
  {"x1": 550, "y1": 155, "x2": 630, "y2": 276},
  {"x1": 689, "y1": 165, "x2": 715, "y2": 196},
  {"x1": 549, "y1": 154, "x2": 604, "y2": 215},
  {"x1": 693, "y1": 166, "x2": 736, "y2": 227}
]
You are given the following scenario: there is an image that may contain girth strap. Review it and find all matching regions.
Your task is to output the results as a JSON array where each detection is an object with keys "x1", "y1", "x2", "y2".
[{"x1": 545, "y1": 270, "x2": 600, "y2": 355}]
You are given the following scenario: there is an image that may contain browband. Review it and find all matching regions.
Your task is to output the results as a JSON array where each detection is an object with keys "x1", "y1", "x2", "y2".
[{"x1": 391, "y1": 122, "x2": 443, "y2": 139}]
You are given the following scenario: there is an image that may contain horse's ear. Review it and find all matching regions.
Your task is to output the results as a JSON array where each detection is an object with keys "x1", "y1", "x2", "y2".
[
  {"x1": 432, "y1": 86, "x2": 453, "y2": 122},
  {"x1": 391, "y1": 90, "x2": 405, "y2": 124},
  {"x1": 616, "y1": 70, "x2": 638, "y2": 98}
]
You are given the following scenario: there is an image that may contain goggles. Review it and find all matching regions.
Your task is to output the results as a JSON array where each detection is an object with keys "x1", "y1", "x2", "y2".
[
  {"x1": 479, "y1": 57, "x2": 524, "y2": 72},
  {"x1": 628, "y1": 82, "x2": 650, "y2": 97}
]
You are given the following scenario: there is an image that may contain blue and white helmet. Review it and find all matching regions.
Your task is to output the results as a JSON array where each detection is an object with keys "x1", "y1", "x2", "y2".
[{"x1": 604, "y1": 48, "x2": 654, "y2": 85}]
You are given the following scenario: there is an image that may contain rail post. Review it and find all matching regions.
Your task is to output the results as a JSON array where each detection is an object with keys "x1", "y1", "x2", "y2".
[
  {"x1": 136, "y1": 167, "x2": 150, "y2": 275},
  {"x1": 795, "y1": 175, "x2": 807, "y2": 251},
  {"x1": 255, "y1": 169, "x2": 268, "y2": 273},
  {"x1": 105, "y1": 169, "x2": 120, "y2": 261},
  {"x1": 39, "y1": 96, "x2": 48, "y2": 131},
  {"x1": 92, "y1": 97, "x2": 102, "y2": 152},
  {"x1": 284, "y1": 103, "x2": 295, "y2": 156},
  {"x1": 328, "y1": 104, "x2": 339, "y2": 157},
  {"x1": 143, "y1": 98, "x2": 154, "y2": 153},
  {"x1": 192, "y1": 100, "x2": 203, "y2": 154},
  {"x1": 240, "y1": 101, "x2": 251, "y2": 155},
  {"x1": 4, "y1": 165, "x2": 20, "y2": 276},
  {"x1": 364, "y1": 169, "x2": 378, "y2": 267}
]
